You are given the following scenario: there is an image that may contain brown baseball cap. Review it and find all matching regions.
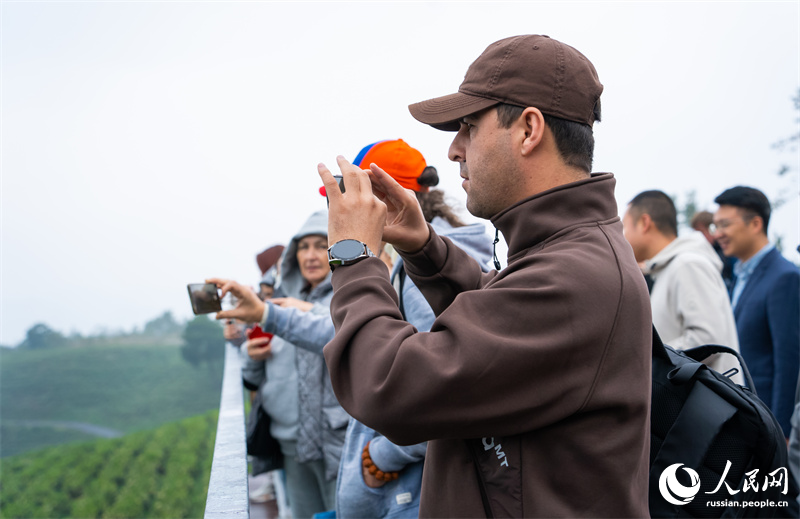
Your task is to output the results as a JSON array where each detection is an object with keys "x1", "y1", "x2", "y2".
[{"x1": 408, "y1": 35, "x2": 603, "y2": 131}]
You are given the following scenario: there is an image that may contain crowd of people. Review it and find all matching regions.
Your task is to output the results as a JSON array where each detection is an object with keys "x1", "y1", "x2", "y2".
[
  {"x1": 207, "y1": 34, "x2": 799, "y2": 519},
  {"x1": 211, "y1": 138, "x2": 495, "y2": 518}
]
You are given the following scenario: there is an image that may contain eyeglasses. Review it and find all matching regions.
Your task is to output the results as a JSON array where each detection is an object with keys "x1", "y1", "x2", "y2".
[{"x1": 710, "y1": 218, "x2": 742, "y2": 234}]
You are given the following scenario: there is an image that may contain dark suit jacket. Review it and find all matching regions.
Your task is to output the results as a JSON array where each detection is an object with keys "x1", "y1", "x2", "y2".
[{"x1": 734, "y1": 247, "x2": 800, "y2": 436}]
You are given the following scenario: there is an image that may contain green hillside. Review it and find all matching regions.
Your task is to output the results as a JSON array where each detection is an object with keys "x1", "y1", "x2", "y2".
[
  {"x1": 1, "y1": 340, "x2": 223, "y2": 457},
  {"x1": 0, "y1": 411, "x2": 217, "y2": 519}
]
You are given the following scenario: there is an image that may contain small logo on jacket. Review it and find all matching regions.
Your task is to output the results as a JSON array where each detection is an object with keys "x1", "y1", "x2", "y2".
[
  {"x1": 659, "y1": 463, "x2": 701, "y2": 505},
  {"x1": 482, "y1": 437, "x2": 509, "y2": 467}
]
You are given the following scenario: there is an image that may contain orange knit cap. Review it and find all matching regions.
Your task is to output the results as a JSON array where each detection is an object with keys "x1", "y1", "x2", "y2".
[{"x1": 354, "y1": 139, "x2": 429, "y2": 192}]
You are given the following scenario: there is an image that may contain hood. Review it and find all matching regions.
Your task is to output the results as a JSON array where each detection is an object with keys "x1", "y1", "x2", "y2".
[
  {"x1": 643, "y1": 231, "x2": 723, "y2": 276},
  {"x1": 260, "y1": 265, "x2": 278, "y2": 287},
  {"x1": 432, "y1": 216, "x2": 494, "y2": 272},
  {"x1": 278, "y1": 210, "x2": 330, "y2": 298}
]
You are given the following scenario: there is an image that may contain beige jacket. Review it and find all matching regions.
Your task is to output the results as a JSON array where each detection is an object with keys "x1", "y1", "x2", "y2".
[{"x1": 644, "y1": 232, "x2": 742, "y2": 384}]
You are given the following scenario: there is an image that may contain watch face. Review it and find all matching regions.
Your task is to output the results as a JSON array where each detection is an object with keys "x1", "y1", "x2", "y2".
[{"x1": 331, "y1": 239, "x2": 365, "y2": 261}]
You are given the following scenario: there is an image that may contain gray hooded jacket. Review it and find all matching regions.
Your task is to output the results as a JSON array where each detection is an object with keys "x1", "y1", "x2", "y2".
[{"x1": 259, "y1": 210, "x2": 348, "y2": 481}]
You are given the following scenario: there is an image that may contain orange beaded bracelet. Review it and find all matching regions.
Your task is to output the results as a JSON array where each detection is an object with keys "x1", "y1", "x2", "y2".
[{"x1": 362, "y1": 442, "x2": 399, "y2": 482}]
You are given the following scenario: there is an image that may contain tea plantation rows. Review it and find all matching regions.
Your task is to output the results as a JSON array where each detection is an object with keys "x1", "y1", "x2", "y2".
[{"x1": 0, "y1": 411, "x2": 217, "y2": 519}]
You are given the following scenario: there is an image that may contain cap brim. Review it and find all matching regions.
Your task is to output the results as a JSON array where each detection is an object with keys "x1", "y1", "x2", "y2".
[{"x1": 408, "y1": 92, "x2": 499, "y2": 131}]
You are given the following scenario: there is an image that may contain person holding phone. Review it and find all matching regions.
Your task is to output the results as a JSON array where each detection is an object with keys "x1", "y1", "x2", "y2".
[
  {"x1": 316, "y1": 35, "x2": 651, "y2": 518},
  {"x1": 210, "y1": 210, "x2": 347, "y2": 519}
]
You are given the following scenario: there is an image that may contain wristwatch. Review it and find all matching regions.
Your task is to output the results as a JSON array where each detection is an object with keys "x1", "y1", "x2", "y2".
[{"x1": 327, "y1": 239, "x2": 376, "y2": 270}]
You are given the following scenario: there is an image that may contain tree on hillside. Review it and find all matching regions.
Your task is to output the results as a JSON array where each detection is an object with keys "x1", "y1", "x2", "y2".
[
  {"x1": 667, "y1": 190, "x2": 699, "y2": 236},
  {"x1": 671, "y1": 190, "x2": 698, "y2": 232},
  {"x1": 180, "y1": 315, "x2": 224, "y2": 369},
  {"x1": 143, "y1": 311, "x2": 183, "y2": 337},
  {"x1": 759, "y1": 90, "x2": 800, "y2": 254},
  {"x1": 19, "y1": 323, "x2": 67, "y2": 349},
  {"x1": 772, "y1": 89, "x2": 800, "y2": 211}
]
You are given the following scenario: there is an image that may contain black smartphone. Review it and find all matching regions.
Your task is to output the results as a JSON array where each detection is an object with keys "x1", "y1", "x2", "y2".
[
  {"x1": 187, "y1": 283, "x2": 222, "y2": 315},
  {"x1": 326, "y1": 175, "x2": 346, "y2": 207}
]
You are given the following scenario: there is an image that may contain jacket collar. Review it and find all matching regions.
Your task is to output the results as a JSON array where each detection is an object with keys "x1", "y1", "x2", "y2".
[
  {"x1": 490, "y1": 173, "x2": 619, "y2": 260},
  {"x1": 733, "y1": 247, "x2": 778, "y2": 316},
  {"x1": 733, "y1": 243, "x2": 774, "y2": 278}
]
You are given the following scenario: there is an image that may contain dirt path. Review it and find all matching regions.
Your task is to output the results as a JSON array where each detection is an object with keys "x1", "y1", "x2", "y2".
[{"x1": 3, "y1": 419, "x2": 124, "y2": 438}]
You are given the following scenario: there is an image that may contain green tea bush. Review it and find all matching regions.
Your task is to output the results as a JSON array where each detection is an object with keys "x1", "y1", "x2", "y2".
[{"x1": 0, "y1": 410, "x2": 218, "y2": 519}]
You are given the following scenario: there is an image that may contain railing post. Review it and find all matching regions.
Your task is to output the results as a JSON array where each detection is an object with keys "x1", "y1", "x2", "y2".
[{"x1": 205, "y1": 343, "x2": 249, "y2": 518}]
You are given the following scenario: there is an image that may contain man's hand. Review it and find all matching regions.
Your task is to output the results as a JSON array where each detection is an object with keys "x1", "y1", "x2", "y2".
[
  {"x1": 318, "y1": 156, "x2": 430, "y2": 255},
  {"x1": 270, "y1": 297, "x2": 314, "y2": 313},
  {"x1": 246, "y1": 336, "x2": 272, "y2": 361},
  {"x1": 207, "y1": 278, "x2": 266, "y2": 324},
  {"x1": 362, "y1": 464, "x2": 388, "y2": 489},
  {"x1": 223, "y1": 319, "x2": 244, "y2": 341},
  {"x1": 318, "y1": 156, "x2": 386, "y2": 256},
  {"x1": 368, "y1": 163, "x2": 430, "y2": 253}
]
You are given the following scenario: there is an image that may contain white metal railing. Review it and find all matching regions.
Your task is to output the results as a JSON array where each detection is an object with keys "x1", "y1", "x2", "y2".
[{"x1": 204, "y1": 343, "x2": 249, "y2": 519}]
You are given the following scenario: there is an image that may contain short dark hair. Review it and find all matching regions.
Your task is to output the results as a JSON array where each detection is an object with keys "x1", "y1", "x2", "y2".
[
  {"x1": 714, "y1": 186, "x2": 771, "y2": 235},
  {"x1": 628, "y1": 190, "x2": 678, "y2": 237},
  {"x1": 495, "y1": 103, "x2": 596, "y2": 173}
]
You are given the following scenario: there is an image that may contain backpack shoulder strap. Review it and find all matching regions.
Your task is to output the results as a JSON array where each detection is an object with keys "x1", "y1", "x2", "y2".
[
  {"x1": 649, "y1": 381, "x2": 738, "y2": 516},
  {"x1": 683, "y1": 344, "x2": 757, "y2": 393},
  {"x1": 652, "y1": 325, "x2": 671, "y2": 362}
]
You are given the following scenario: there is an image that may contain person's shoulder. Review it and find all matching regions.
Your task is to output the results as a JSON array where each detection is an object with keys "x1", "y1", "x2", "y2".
[
  {"x1": 765, "y1": 248, "x2": 800, "y2": 273},
  {"x1": 667, "y1": 250, "x2": 719, "y2": 275},
  {"x1": 756, "y1": 250, "x2": 800, "y2": 287},
  {"x1": 771, "y1": 260, "x2": 800, "y2": 290},
  {"x1": 501, "y1": 237, "x2": 617, "y2": 286},
  {"x1": 436, "y1": 220, "x2": 487, "y2": 242}
]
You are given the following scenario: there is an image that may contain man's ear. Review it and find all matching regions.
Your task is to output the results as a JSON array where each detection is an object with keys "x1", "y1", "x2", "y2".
[
  {"x1": 638, "y1": 213, "x2": 654, "y2": 233},
  {"x1": 748, "y1": 214, "x2": 766, "y2": 236},
  {"x1": 519, "y1": 107, "x2": 546, "y2": 156}
]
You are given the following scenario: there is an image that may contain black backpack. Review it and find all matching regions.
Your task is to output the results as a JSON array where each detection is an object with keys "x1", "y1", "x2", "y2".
[{"x1": 650, "y1": 326, "x2": 799, "y2": 518}]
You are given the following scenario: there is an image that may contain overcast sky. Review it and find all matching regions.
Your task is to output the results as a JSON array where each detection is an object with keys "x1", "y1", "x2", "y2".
[{"x1": 2, "y1": 1, "x2": 798, "y2": 347}]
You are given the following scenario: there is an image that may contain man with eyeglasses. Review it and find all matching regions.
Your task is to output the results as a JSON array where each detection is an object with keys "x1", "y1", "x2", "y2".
[{"x1": 713, "y1": 186, "x2": 800, "y2": 438}]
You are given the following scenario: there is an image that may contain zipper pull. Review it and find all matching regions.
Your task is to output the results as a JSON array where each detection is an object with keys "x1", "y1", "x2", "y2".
[{"x1": 493, "y1": 228, "x2": 502, "y2": 271}]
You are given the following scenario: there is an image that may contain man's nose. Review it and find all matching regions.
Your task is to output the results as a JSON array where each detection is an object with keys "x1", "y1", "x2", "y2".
[{"x1": 448, "y1": 127, "x2": 467, "y2": 163}]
